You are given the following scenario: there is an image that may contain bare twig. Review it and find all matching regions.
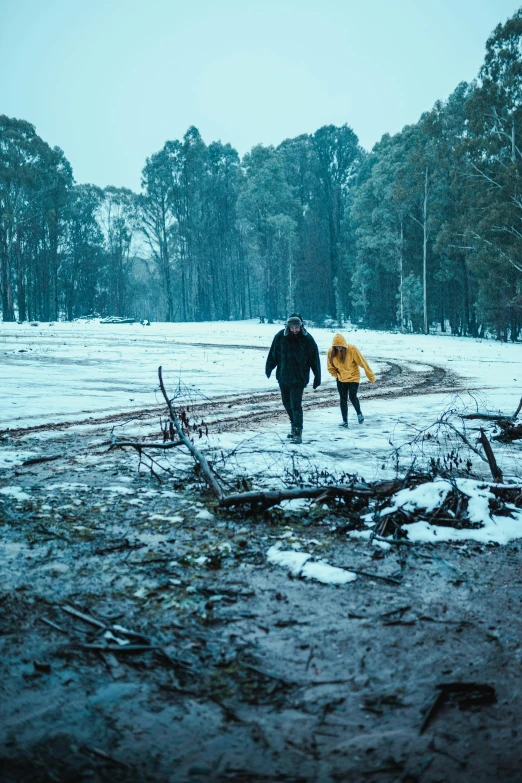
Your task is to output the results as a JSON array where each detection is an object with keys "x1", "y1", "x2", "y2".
[
  {"x1": 62, "y1": 605, "x2": 106, "y2": 629},
  {"x1": 438, "y1": 420, "x2": 488, "y2": 462}
]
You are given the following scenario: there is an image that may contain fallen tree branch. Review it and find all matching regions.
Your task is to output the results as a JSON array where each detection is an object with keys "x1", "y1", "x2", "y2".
[
  {"x1": 110, "y1": 440, "x2": 184, "y2": 450},
  {"x1": 158, "y1": 365, "x2": 224, "y2": 501},
  {"x1": 478, "y1": 428, "x2": 503, "y2": 483},
  {"x1": 461, "y1": 396, "x2": 522, "y2": 423},
  {"x1": 62, "y1": 605, "x2": 106, "y2": 629},
  {"x1": 22, "y1": 454, "x2": 62, "y2": 466},
  {"x1": 220, "y1": 481, "x2": 402, "y2": 510},
  {"x1": 338, "y1": 568, "x2": 402, "y2": 585}
]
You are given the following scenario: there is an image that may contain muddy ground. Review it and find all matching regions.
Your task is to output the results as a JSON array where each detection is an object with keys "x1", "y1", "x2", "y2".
[{"x1": 1, "y1": 387, "x2": 522, "y2": 783}]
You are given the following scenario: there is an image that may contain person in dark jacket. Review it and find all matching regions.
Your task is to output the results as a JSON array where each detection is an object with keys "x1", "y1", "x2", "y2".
[{"x1": 265, "y1": 313, "x2": 321, "y2": 444}]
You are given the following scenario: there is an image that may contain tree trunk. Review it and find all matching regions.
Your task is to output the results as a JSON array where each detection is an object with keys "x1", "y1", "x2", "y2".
[
  {"x1": 423, "y1": 167, "x2": 429, "y2": 335},
  {"x1": 399, "y1": 217, "x2": 404, "y2": 331}
]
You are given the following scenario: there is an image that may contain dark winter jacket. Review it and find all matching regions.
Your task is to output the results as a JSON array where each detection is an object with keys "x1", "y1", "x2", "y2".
[{"x1": 265, "y1": 328, "x2": 321, "y2": 387}]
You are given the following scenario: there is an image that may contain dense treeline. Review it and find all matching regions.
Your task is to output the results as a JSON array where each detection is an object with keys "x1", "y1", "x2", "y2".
[{"x1": 1, "y1": 11, "x2": 521, "y2": 337}]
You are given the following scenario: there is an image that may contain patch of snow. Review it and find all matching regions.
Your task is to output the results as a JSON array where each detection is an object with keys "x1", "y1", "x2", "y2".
[
  {"x1": 195, "y1": 509, "x2": 214, "y2": 521},
  {"x1": 105, "y1": 485, "x2": 135, "y2": 495},
  {"x1": 385, "y1": 479, "x2": 452, "y2": 514},
  {"x1": 0, "y1": 486, "x2": 30, "y2": 501},
  {"x1": 47, "y1": 482, "x2": 89, "y2": 492},
  {"x1": 301, "y1": 560, "x2": 357, "y2": 585},
  {"x1": 280, "y1": 498, "x2": 310, "y2": 512},
  {"x1": 149, "y1": 513, "x2": 184, "y2": 523},
  {"x1": 267, "y1": 545, "x2": 357, "y2": 585},
  {"x1": 352, "y1": 478, "x2": 522, "y2": 546},
  {"x1": 404, "y1": 511, "x2": 522, "y2": 546},
  {"x1": 104, "y1": 630, "x2": 129, "y2": 646},
  {"x1": 0, "y1": 450, "x2": 36, "y2": 469}
]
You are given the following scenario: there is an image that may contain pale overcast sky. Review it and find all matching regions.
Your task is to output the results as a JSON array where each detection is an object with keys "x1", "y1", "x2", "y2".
[{"x1": 1, "y1": 0, "x2": 520, "y2": 191}]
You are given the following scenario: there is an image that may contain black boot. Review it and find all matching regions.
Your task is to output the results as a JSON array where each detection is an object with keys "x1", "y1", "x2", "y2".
[
  {"x1": 291, "y1": 428, "x2": 302, "y2": 444},
  {"x1": 286, "y1": 423, "x2": 296, "y2": 439}
]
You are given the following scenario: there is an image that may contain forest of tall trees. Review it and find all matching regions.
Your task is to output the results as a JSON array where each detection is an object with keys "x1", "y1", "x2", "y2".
[{"x1": 1, "y1": 11, "x2": 521, "y2": 338}]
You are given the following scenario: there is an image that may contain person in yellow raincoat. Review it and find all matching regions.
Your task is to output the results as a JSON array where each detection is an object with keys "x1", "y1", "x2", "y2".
[{"x1": 327, "y1": 334, "x2": 375, "y2": 427}]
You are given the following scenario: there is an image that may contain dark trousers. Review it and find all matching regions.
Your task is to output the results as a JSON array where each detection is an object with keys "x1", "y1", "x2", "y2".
[
  {"x1": 337, "y1": 380, "x2": 361, "y2": 422},
  {"x1": 279, "y1": 383, "x2": 305, "y2": 429}
]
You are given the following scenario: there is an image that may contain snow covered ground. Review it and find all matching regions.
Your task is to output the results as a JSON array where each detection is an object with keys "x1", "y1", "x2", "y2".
[
  {"x1": 1, "y1": 318, "x2": 521, "y2": 546},
  {"x1": 1, "y1": 318, "x2": 520, "y2": 469}
]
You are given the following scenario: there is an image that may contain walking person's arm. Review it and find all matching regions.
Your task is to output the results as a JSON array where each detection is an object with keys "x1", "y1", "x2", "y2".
[
  {"x1": 353, "y1": 347, "x2": 375, "y2": 383},
  {"x1": 327, "y1": 348, "x2": 340, "y2": 379},
  {"x1": 310, "y1": 337, "x2": 321, "y2": 389},
  {"x1": 265, "y1": 333, "x2": 280, "y2": 378}
]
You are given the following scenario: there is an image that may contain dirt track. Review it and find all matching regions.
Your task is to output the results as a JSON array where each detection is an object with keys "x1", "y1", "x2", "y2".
[{"x1": 1, "y1": 357, "x2": 465, "y2": 439}]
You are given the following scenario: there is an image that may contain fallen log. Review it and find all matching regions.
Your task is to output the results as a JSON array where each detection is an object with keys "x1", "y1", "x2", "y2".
[
  {"x1": 220, "y1": 480, "x2": 402, "y2": 510},
  {"x1": 22, "y1": 454, "x2": 62, "y2": 466},
  {"x1": 461, "y1": 396, "x2": 522, "y2": 423},
  {"x1": 110, "y1": 439, "x2": 184, "y2": 451}
]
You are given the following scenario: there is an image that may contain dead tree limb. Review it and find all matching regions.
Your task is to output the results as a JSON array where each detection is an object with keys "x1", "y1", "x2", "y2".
[
  {"x1": 461, "y1": 396, "x2": 522, "y2": 423},
  {"x1": 22, "y1": 454, "x2": 61, "y2": 466},
  {"x1": 478, "y1": 428, "x2": 503, "y2": 483},
  {"x1": 221, "y1": 481, "x2": 402, "y2": 510},
  {"x1": 110, "y1": 440, "x2": 184, "y2": 450},
  {"x1": 158, "y1": 365, "x2": 224, "y2": 501}
]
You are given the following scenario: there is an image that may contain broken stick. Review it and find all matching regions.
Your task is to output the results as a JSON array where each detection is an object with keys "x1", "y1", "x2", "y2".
[{"x1": 478, "y1": 428, "x2": 503, "y2": 483}]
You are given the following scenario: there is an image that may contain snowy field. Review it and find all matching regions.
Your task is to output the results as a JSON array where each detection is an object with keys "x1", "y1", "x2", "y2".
[
  {"x1": 1, "y1": 317, "x2": 520, "y2": 449},
  {"x1": 1, "y1": 318, "x2": 521, "y2": 546}
]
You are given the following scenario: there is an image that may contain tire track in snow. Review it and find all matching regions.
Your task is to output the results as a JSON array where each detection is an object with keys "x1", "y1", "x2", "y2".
[{"x1": 2, "y1": 358, "x2": 468, "y2": 439}]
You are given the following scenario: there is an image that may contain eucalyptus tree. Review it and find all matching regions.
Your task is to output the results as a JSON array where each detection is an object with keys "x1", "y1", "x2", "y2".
[
  {"x1": 351, "y1": 133, "x2": 413, "y2": 329},
  {"x1": 140, "y1": 148, "x2": 176, "y2": 321},
  {"x1": 276, "y1": 134, "x2": 316, "y2": 315},
  {"x1": 160, "y1": 127, "x2": 209, "y2": 321},
  {"x1": 311, "y1": 124, "x2": 362, "y2": 321},
  {"x1": 426, "y1": 82, "x2": 478, "y2": 335},
  {"x1": 238, "y1": 145, "x2": 297, "y2": 322},
  {"x1": 0, "y1": 116, "x2": 72, "y2": 321},
  {"x1": 61, "y1": 184, "x2": 104, "y2": 319},
  {"x1": 464, "y1": 9, "x2": 522, "y2": 338},
  {"x1": 204, "y1": 141, "x2": 243, "y2": 319},
  {"x1": 100, "y1": 186, "x2": 139, "y2": 317}
]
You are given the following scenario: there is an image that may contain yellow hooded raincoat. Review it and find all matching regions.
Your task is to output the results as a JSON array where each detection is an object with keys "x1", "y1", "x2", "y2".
[{"x1": 327, "y1": 334, "x2": 375, "y2": 384}]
